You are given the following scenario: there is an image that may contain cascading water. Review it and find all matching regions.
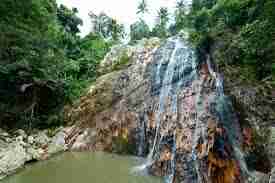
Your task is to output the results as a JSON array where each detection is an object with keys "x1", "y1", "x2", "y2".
[
  {"x1": 206, "y1": 55, "x2": 224, "y2": 95},
  {"x1": 133, "y1": 36, "x2": 198, "y2": 182},
  {"x1": 132, "y1": 34, "x2": 248, "y2": 183},
  {"x1": 148, "y1": 38, "x2": 183, "y2": 163}
]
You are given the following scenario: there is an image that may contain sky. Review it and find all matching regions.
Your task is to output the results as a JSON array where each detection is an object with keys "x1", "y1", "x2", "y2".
[{"x1": 57, "y1": 0, "x2": 179, "y2": 37}]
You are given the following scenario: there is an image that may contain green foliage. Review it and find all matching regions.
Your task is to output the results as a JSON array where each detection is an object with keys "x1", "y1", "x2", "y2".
[
  {"x1": 56, "y1": 5, "x2": 83, "y2": 59},
  {"x1": 0, "y1": 0, "x2": 111, "y2": 130},
  {"x1": 151, "y1": 7, "x2": 170, "y2": 38},
  {"x1": 137, "y1": 0, "x2": 149, "y2": 15},
  {"x1": 57, "y1": 5, "x2": 83, "y2": 34},
  {"x1": 187, "y1": 0, "x2": 275, "y2": 81},
  {"x1": 78, "y1": 34, "x2": 111, "y2": 77},
  {"x1": 89, "y1": 12, "x2": 125, "y2": 42},
  {"x1": 111, "y1": 51, "x2": 131, "y2": 71},
  {"x1": 63, "y1": 34, "x2": 111, "y2": 101},
  {"x1": 171, "y1": 0, "x2": 188, "y2": 34},
  {"x1": 130, "y1": 19, "x2": 151, "y2": 42}
]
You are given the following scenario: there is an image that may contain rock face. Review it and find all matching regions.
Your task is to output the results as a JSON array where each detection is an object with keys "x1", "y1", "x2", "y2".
[
  {"x1": 65, "y1": 38, "x2": 161, "y2": 153},
  {"x1": 65, "y1": 37, "x2": 265, "y2": 182},
  {"x1": 0, "y1": 128, "x2": 67, "y2": 180},
  {"x1": 210, "y1": 37, "x2": 275, "y2": 175}
]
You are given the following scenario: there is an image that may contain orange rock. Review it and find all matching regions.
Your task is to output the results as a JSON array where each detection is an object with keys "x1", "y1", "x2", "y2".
[{"x1": 208, "y1": 152, "x2": 240, "y2": 183}]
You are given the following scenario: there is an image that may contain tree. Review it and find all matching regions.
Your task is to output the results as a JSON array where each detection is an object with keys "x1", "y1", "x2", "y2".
[
  {"x1": 130, "y1": 19, "x2": 151, "y2": 42},
  {"x1": 57, "y1": 4, "x2": 83, "y2": 35},
  {"x1": 137, "y1": 0, "x2": 149, "y2": 15},
  {"x1": 151, "y1": 7, "x2": 169, "y2": 38},
  {"x1": 0, "y1": 0, "x2": 68, "y2": 129},
  {"x1": 0, "y1": 0, "x2": 114, "y2": 129},
  {"x1": 89, "y1": 12, "x2": 125, "y2": 41},
  {"x1": 89, "y1": 12, "x2": 109, "y2": 38},
  {"x1": 57, "y1": 4, "x2": 83, "y2": 59},
  {"x1": 158, "y1": 7, "x2": 169, "y2": 26},
  {"x1": 188, "y1": 0, "x2": 275, "y2": 80},
  {"x1": 172, "y1": 0, "x2": 188, "y2": 34}
]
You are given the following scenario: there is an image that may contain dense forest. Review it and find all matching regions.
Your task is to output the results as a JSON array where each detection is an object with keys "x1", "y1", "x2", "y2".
[{"x1": 0, "y1": 0, "x2": 274, "y2": 130}]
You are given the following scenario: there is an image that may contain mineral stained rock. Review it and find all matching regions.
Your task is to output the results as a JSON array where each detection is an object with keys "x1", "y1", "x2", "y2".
[{"x1": 65, "y1": 37, "x2": 270, "y2": 182}]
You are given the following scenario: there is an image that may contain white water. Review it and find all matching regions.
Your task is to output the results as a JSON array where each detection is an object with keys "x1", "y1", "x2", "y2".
[
  {"x1": 149, "y1": 38, "x2": 183, "y2": 161},
  {"x1": 133, "y1": 37, "x2": 197, "y2": 183},
  {"x1": 206, "y1": 55, "x2": 224, "y2": 95}
]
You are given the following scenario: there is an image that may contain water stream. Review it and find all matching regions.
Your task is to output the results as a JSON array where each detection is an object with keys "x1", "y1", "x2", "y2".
[{"x1": 133, "y1": 36, "x2": 198, "y2": 183}]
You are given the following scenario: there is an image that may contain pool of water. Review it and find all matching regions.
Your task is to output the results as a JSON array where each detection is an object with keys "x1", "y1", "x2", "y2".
[{"x1": 2, "y1": 152, "x2": 162, "y2": 183}]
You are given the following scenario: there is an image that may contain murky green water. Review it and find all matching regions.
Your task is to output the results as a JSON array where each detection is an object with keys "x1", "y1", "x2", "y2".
[{"x1": 2, "y1": 152, "x2": 162, "y2": 183}]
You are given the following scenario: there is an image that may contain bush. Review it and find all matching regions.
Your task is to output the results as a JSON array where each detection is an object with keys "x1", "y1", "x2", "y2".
[{"x1": 187, "y1": 0, "x2": 275, "y2": 81}]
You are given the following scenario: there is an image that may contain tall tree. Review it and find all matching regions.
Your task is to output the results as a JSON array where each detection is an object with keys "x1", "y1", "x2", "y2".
[
  {"x1": 130, "y1": 19, "x2": 151, "y2": 42},
  {"x1": 151, "y1": 7, "x2": 169, "y2": 38},
  {"x1": 137, "y1": 0, "x2": 149, "y2": 15},
  {"x1": 109, "y1": 19, "x2": 125, "y2": 41},
  {"x1": 89, "y1": 12, "x2": 124, "y2": 41},
  {"x1": 158, "y1": 7, "x2": 169, "y2": 26},
  {"x1": 0, "y1": 0, "x2": 68, "y2": 129},
  {"x1": 57, "y1": 4, "x2": 83, "y2": 35},
  {"x1": 130, "y1": 0, "x2": 151, "y2": 42},
  {"x1": 57, "y1": 4, "x2": 83, "y2": 59},
  {"x1": 172, "y1": 0, "x2": 187, "y2": 33}
]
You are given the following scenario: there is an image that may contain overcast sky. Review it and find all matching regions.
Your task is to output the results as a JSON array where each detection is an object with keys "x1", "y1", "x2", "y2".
[{"x1": 57, "y1": 0, "x2": 179, "y2": 37}]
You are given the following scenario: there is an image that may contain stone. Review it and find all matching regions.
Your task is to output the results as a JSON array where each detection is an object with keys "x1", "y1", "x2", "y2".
[
  {"x1": 71, "y1": 128, "x2": 96, "y2": 151},
  {"x1": 27, "y1": 136, "x2": 34, "y2": 144},
  {"x1": 0, "y1": 141, "x2": 27, "y2": 179},
  {"x1": 34, "y1": 131, "x2": 50, "y2": 146},
  {"x1": 47, "y1": 130, "x2": 67, "y2": 155},
  {"x1": 250, "y1": 171, "x2": 270, "y2": 183},
  {"x1": 0, "y1": 128, "x2": 67, "y2": 180},
  {"x1": 13, "y1": 129, "x2": 27, "y2": 139},
  {"x1": 269, "y1": 127, "x2": 275, "y2": 166},
  {"x1": 64, "y1": 37, "x2": 250, "y2": 182}
]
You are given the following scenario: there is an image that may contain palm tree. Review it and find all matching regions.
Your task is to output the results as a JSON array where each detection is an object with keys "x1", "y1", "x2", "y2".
[
  {"x1": 137, "y1": 0, "x2": 149, "y2": 15},
  {"x1": 151, "y1": 7, "x2": 169, "y2": 38},
  {"x1": 157, "y1": 7, "x2": 169, "y2": 26},
  {"x1": 175, "y1": 0, "x2": 186, "y2": 31},
  {"x1": 89, "y1": 12, "x2": 111, "y2": 38},
  {"x1": 176, "y1": 0, "x2": 185, "y2": 10}
]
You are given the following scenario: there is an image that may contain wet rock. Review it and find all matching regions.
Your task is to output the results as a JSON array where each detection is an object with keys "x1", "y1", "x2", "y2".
[
  {"x1": 0, "y1": 128, "x2": 67, "y2": 180},
  {"x1": 34, "y1": 131, "x2": 50, "y2": 147},
  {"x1": 13, "y1": 129, "x2": 27, "y2": 139},
  {"x1": 250, "y1": 171, "x2": 269, "y2": 183},
  {"x1": 269, "y1": 127, "x2": 275, "y2": 167},
  {"x1": 47, "y1": 130, "x2": 67, "y2": 155},
  {"x1": 0, "y1": 137, "x2": 27, "y2": 180},
  {"x1": 0, "y1": 129, "x2": 9, "y2": 138},
  {"x1": 65, "y1": 37, "x2": 250, "y2": 182},
  {"x1": 27, "y1": 136, "x2": 34, "y2": 144}
]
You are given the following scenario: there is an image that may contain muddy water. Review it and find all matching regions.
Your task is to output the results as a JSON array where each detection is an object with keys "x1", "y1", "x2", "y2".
[{"x1": 2, "y1": 152, "x2": 162, "y2": 183}]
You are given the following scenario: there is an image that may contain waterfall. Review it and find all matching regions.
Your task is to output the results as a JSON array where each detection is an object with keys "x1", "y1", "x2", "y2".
[
  {"x1": 148, "y1": 37, "x2": 197, "y2": 169},
  {"x1": 132, "y1": 35, "x2": 248, "y2": 183},
  {"x1": 165, "y1": 131, "x2": 177, "y2": 183},
  {"x1": 148, "y1": 38, "x2": 183, "y2": 162},
  {"x1": 206, "y1": 55, "x2": 224, "y2": 95},
  {"x1": 133, "y1": 36, "x2": 198, "y2": 182}
]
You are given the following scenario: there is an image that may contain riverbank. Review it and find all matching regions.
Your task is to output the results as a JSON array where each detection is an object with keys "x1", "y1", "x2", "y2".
[
  {"x1": 0, "y1": 128, "x2": 68, "y2": 180},
  {"x1": 1, "y1": 152, "x2": 162, "y2": 183}
]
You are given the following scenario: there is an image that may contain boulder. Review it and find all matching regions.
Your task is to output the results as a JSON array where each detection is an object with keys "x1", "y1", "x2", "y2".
[{"x1": 0, "y1": 128, "x2": 67, "y2": 180}]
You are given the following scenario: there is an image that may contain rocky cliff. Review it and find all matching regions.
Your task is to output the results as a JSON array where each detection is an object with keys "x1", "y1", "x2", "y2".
[{"x1": 64, "y1": 36, "x2": 272, "y2": 182}]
